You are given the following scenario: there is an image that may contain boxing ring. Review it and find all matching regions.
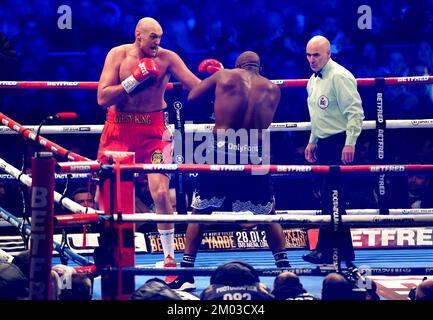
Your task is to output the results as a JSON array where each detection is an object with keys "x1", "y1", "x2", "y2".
[{"x1": 1, "y1": 75, "x2": 433, "y2": 300}]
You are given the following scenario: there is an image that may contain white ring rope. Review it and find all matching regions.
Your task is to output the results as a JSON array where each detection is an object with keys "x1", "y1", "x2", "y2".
[
  {"x1": 1, "y1": 119, "x2": 433, "y2": 135},
  {"x1": 113, "y1": 213, "x2": 433, "y2": 227},
  {"x1": 0, "y1": 157, "x2": 97, "y2": 214}
]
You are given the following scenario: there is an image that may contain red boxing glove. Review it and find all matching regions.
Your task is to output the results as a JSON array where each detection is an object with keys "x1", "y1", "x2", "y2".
[
  {"x1": 198, "y1": 59, "x2": 224, "y2": 75},
  {"x1": 122, "y1": 58, "x2": 160, "y2": 93}
]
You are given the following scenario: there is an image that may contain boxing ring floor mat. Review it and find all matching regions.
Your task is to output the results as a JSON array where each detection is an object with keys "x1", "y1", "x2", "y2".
[{"x1": 53, "y1": 248, "x2": 433, "y2": 300}]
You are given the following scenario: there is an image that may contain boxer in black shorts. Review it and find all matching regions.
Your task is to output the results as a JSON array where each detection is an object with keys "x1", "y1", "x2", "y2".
[
  {"x1": 168, "y1": 51, "x2": 290, "y2": 291},
  {"x1": 191, "y1": 139, "x2": 275, "y2": 214}
]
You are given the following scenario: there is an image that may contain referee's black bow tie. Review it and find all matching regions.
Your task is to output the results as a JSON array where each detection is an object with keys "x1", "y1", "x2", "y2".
[{"x1": 314, "y1": 72, "x2": 322, "y2": 78}]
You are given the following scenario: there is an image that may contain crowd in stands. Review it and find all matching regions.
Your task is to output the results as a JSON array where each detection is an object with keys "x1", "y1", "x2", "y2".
[
  {"x1": 1, "y1": 0, "x2": 433, "y2": 301},
  {"x1": 0, "y1": 0, "x2": 432, "y2": 124}
]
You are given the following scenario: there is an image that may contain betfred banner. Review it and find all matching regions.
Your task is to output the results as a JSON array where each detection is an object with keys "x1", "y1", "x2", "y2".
[{"x1": 352, "y1": 228, "x2": 433, "y2": 248}]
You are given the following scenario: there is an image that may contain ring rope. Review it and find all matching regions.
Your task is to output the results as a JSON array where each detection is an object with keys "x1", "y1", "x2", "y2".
[
  {"x1": 0, "y1": 112, "x2": 90, "y2": 161},
  {"x1": 53, "y1": 207, "x2": 433, "y2": 228},
  {"x1": 0, "y1": 157, "x2": 97, "y2": 214},
  {"x1": 0, "y1": 173, "x2": 91, "y2": 181},
  {"x1": 2, "y1": 119, "x2": 433, "y2": 135},
  {"x1": 109, "y1": 213, "x2": 433, "y2": 227},
  {"x1": 57, "y1": 161, "x2": 433, "y2": 175},
  {"x1": 1, "y1": 75, "x2": 432, "y2": 90},
  {"x1": 0, "y1": 205, "x2": 93, "y2": 267}
]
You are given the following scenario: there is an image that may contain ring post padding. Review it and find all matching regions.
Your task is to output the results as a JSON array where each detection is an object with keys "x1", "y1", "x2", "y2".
[
  {"x1": 99, "y1": 151, "x2": 135, "y2": 300},
  {"x1": 29, "y1": 151, "x2": 55, "y2": 300},
  {"x1": 375, "y1": 77, "x2": 389, "y2": 215},
  {"x1": 172, "y1": 82, "x2": 187, "y2": 215}
]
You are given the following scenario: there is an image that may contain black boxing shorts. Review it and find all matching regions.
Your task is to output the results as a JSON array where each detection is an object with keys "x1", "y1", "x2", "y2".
[{"x1": 191, "y1": 139, "x2": 274, "y2": 214}]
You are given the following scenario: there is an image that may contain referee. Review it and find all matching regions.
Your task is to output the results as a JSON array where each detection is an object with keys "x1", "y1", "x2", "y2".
[{"x1": 303, "y1": 35, "x2": 365, "y2": 265}]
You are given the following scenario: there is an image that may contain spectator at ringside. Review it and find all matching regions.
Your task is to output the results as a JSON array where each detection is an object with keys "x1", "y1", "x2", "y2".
[
  {"x1": 272, "y1": 271, "x2": 319, "y2": 300},
  {"x1": 416, "y1": 278, "x2": 433, "y2": 300},
  {"x1": 201, "y1": 261, "x2": 274, "y2": 300},
  {"x1": 321, "y1": 273, "x2": 355, "y2": 300}
]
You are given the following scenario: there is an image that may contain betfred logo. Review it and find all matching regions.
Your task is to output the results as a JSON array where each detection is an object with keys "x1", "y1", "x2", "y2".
[
  {"x1": 70, "y1": 165, "x2": 91, "y2": 173},
  {"x1": 210, "y1": 165, "x2": 245, "y2": 171},
  {"x1": 352, "y1": 228, "x2": 433, "y2": 248},
  {"x1": 46, "y1": 81, "x2": 79, "y2": 86},
  {"x1": 397, "y1": 76, "x2": 430, "y2": 83},
  {"x1": 370, "y1": 165, "x2": 405, "y2": 172},
  {"x1": 276, "y1": 165, "x2": 312, "y2": 172}
]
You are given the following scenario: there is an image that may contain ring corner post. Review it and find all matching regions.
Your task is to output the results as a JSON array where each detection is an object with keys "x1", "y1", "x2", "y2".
[
  {"x1": 29, "y1": 151, "x2": 55, "y2": 300},
  {"x1": 99, "y1": 151, "x2": 136, "y2": 300}
]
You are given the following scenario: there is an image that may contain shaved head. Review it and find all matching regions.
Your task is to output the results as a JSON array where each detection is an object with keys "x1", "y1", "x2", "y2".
[
  {"x1": 235, "y1": 51, "x2": 261, "y2": 71},
  {"x1": 134, "y1": 17, "x2": 163, "y2": 57},
  {"x1": 274, "y1": 271, "x2": 303, "y2": 290},
  {"x1": 307, "y1": 36, "x2": 331, "y2": 54},
  {"x1": 306, "y1": 35, "x2": 331, "y2": 72},
  {"x1": 135, "y1": 17, "x2": 162, "y2": 37}
]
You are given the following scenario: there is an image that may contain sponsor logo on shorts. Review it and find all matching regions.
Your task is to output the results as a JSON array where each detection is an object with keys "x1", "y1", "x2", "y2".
[
  {"x1": 318, "y1": 95, "x2": 329, "y2": 109},
  {"x1": 151, "y1": 150, "x2": 164, "y2": 164},
  {"x1": 114, "y1": 114, "x2": 152, "y2": 124}
]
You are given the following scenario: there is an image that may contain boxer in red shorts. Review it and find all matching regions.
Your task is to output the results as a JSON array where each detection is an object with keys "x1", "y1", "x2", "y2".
[
  {"x1": 96, "y1": 17, "x2": 202, "y2": 281},
  {"x1": 97, "y1": 108, "x2": 172, "y2": 165}
]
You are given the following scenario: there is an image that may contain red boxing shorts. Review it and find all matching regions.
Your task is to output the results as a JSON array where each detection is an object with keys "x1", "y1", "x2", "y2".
[{"x1": 97, "y1": 108, "x2": 172, "y2": 165}]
